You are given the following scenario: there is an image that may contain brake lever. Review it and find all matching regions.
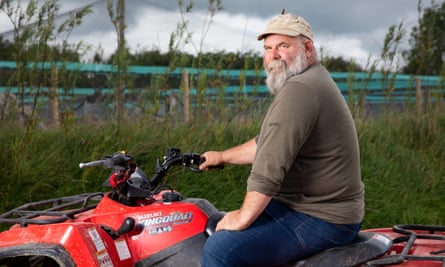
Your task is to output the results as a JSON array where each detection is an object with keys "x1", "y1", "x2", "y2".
[{"x1": 182, "y1": 153, "x2": 202, "y2": 172}]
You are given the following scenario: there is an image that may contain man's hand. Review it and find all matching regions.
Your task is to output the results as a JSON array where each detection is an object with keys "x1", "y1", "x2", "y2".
[
  {"x1": 199, "y1": 151, "x2": 224, "y2": 171},
  {"x1": 216, "y1": 210, "x2": 246, "y2": 231},
  {"x1": 216, "y1": 191, "x2": 272, "y2": 232}
]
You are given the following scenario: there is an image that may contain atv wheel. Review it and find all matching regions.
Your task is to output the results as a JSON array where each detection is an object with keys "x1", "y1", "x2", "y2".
[
  {"x1": 0, "y1": 243, "x2": 74, "y2": 267},
  {"x1": 0, "y1": 255, "x2": 60, "y2": 267}
]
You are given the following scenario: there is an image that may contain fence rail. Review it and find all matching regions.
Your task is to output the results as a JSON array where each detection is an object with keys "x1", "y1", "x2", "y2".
[{"x1": 0, "y1": 61, "x2": 444, "y2": 121}]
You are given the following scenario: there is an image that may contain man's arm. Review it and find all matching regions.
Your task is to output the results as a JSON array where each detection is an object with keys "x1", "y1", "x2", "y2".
[
  {"x1": 199, "y1": 137, "x2": 268, "y2": 231},
  {"x1": 199, "y1": 137, "x2": 257, "y2": 170}
]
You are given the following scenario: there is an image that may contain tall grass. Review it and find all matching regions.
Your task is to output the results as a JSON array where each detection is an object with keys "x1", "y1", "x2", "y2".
[
  {"x1": 1, "y1": 109, "x2": 445, "y2": 230},
  {"x1": 357, "y1": 111, "x2": 445, "y2": 228}
]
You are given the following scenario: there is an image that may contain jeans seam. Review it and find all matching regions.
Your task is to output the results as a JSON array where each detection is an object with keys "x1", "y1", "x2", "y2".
[
  {"x1": 333, "y1": 223, "x2": 358, "y2": 236},
  {"x1": 292, "y1": 216, "x2": 313, "y2": 253}
]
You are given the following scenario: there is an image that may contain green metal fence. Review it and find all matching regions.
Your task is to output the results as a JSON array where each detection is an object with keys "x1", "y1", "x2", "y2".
[{"x1": 0, "y1": 61, "x2": 443, "y2": 118}]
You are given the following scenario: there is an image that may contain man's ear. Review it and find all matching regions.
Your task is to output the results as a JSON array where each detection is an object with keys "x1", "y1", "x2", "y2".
[{"x1": 303, "y1": 39, "x2": 314, "y2": 58}]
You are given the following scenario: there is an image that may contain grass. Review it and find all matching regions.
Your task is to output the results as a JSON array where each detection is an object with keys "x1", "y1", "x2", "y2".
[
  {"x1": 357, "y1": 111, "x2": 445, "y2": 227},
  {"x1": 0, "y1": 109, "x2": 444, "y2": 230}
]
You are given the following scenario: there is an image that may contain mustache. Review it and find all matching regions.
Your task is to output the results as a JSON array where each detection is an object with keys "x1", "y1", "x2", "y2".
[{"x1": 265, "y1": 60, "x2": 288, "y2": 73}]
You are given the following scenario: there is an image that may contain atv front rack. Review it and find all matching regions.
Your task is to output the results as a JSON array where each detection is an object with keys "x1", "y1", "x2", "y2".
[{"x1": 0, "y1": 192, "x2": 104, "y2": 227}]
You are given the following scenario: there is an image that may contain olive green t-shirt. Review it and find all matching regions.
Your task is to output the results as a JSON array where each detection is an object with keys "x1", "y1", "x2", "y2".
[{"x1": 247, "y1": 64, "x2": 364, "y2": 224}]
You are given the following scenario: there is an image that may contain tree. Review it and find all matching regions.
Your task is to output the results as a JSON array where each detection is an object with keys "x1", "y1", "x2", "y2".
[
  {"x1": 403, "y1": 0, "x2": 445, "y2": 75},
  {"x1": 321, "y1": 56, "x2": 363, "y2": 72},
  {"x1": 0, "y1": 0, "x2": 91, "y2": 158},
  {"x1": 0, "y1": 37, "x2": 15, "y2": 60},
  {"x1": 107, "y1": 0, "x2": 127, "y2": 129}
]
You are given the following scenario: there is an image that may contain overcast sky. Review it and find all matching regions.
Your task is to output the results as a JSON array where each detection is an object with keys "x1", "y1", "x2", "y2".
[{"x1": 0, "y1": 0, "x2": 443, "y2": 67}]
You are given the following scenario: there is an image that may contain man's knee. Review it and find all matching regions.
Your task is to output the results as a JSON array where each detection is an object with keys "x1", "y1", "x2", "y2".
[
  {"x1": 202, "y1": 232, "x2": 226, "y2": 266},
  {"x1": 202, "y1": 233, "x2": 220, "y2": 255},
  {"x1": 201, "y1": 231, "x2": 241, "y2": 266}
]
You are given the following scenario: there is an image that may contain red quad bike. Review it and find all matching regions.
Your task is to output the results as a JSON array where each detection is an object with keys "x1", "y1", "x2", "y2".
[{"x1": 1, "y1": 148, "x2": 445, "y2": 266}]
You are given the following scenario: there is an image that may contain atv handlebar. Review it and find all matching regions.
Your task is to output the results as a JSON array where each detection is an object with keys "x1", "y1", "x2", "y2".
[
  {"x1": 78, "y1": 148, "x2": 221, "y2": 191},
  {"x1": 149, "y1": 148, "x2": 201, "y2": 188},
  {"x1": 79, "y1": 151, "x2": 133, "y2": 171},
  {"x1": 79, "y1": 160, "x2": 106, "y2": 168},
  {"x1": 149, "y1": 148, "x2": 223, "y2": 188}
]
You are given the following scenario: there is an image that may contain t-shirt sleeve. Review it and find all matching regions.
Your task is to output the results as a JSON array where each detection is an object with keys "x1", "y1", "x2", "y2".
[{"x1": 247, "y1": 82, "x2": 320, "y2": 196}]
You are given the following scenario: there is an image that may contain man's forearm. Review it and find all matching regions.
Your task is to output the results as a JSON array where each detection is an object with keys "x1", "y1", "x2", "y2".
[
  {"x1": 238, "y1": 190, "x2": 271, "y2": 226},
  {"x1": 216, "y1": 190, "x2": 272, "y2": 231},
  {"x1": 222, "y1": 137, "x2": 257, "y2": 165}
]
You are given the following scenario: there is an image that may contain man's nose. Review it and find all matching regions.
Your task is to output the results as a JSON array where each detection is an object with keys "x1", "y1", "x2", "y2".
[{"x1": 272, "y1": 49, "x2": 281, "y2": 59}]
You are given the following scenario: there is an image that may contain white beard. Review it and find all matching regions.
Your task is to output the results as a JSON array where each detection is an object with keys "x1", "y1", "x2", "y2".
[{"x1": 264, "y1": 50, "x2": 308, "y2": 95}]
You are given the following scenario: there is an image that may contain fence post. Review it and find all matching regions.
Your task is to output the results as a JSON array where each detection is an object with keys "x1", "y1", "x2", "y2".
[
  {"x1": 416, "y1": 78, "x2": 422, "y2": 114},
  {"x1": 48, "y1": 64, "x2": 60, "y2": 127},
  {"x1": 183, "y1": 69, "x2": 190, "y2": 122},
  {"x1": 424, "y1": 86, "x2": 430, "y2": 112}
]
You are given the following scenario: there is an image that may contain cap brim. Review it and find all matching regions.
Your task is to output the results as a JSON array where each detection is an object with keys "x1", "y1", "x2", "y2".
[{"x1": 257, "y1": 29, "x2": 300, "y2": 41}]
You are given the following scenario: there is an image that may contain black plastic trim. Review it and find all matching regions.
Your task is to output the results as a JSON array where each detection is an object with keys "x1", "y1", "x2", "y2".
[{"x1": 0, "y1": 242, "x2": 75, "y2": 267}]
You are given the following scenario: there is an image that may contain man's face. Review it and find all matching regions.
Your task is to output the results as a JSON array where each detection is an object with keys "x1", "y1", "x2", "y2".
[
  {"x1": 263, "y1": 34, "x2": 308, "y2": 94},
  {"x1": 263, "y1": 34, "x2": 301, "y2": 69}
]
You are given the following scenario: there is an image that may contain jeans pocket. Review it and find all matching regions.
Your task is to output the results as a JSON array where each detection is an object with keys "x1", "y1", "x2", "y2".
[{"x1": 292, "y1": 215, "x2": 361, "y2": 255}]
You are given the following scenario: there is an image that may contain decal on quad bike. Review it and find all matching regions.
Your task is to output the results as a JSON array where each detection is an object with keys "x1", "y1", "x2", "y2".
[
  {"x1": 88, "y1": 228, "x2": 114, "y2": 267},
  {"x1": 136, "y1": 211, "x2": 163, "y2": 220},
  {"x1": 137, "y1": 211, "x2": 194, "y2": 235},
  {"x1": 97, "y1": 251, "x2": 114, "y2": 267},
  {"x1": 115, "y1": 239, "x2": 132, "y2": 261}
]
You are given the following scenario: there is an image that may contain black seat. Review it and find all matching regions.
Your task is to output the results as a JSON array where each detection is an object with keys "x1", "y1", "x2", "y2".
[{"x1": 285, "y1": 232, "x2": 393, "y2": 267}]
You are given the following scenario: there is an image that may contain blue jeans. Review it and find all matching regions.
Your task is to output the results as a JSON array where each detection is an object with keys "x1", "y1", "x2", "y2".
[{"x1": 201, "y1": 199, "x2": 361, "y2": 267}]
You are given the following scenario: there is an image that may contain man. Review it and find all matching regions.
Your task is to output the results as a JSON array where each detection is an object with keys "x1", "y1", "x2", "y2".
[{"x1": 199, "y1": 11, "x2": 364, "y2": 267}]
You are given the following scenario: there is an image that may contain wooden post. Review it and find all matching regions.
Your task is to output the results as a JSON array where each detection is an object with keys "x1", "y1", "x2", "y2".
[
  {"x1": 116, "y1": 0, "x2": 125, "y2": 127},
  {"x1": 424, "y1": 86, "x2": 430, "y2": 112},
  {"x1": 48, "y1": 64, "x2": 60, "y2": 127},
  {"x1": 416, "y1": 78, "x2": 422, "y2": 114},
  {"x1": 183, "y1": 69, "x2": 190, "y2": 122}
]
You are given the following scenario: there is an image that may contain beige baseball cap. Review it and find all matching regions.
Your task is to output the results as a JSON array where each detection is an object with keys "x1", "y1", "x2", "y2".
[{"x1": 257, "y1": 13, "x2": 313, "y2": 41}]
